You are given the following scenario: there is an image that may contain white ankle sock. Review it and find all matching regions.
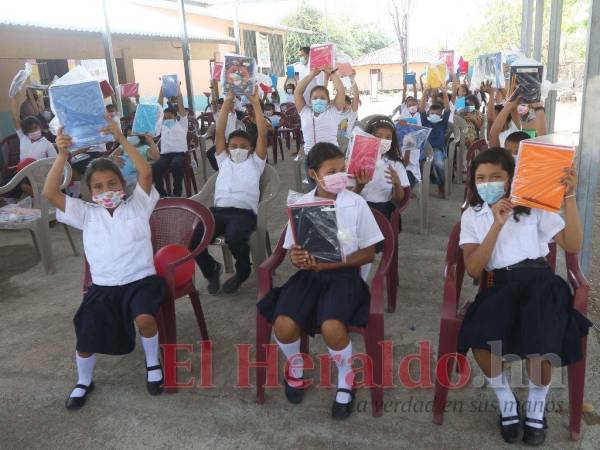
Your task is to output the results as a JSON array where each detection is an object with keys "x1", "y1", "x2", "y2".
[
  {"x1": 274, "y1": 336, "x2": 303, "y2": 387},
  {"x1": 525, "y1": 380, "x2": 549, "y2": 428},
  {"x1": 71, "y1": 353, "x2": 96, "y2": 398},
  {"x1": 141, "y1": 333, "x2": 162, "y2": 382},
  {"x1": 328, "y1": 341, "x2": 354, "y2": 404},
  {"x1": 486, "y1": 373, "x2": 519, "y2": 425}
]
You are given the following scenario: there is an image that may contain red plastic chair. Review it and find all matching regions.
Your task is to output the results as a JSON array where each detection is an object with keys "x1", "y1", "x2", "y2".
[
  {"x1": 255, "y1": 208, "x2": 394, "y2": 417},
  {"x1": 278, "y1": 103, "x2": 303, "y2": 153},
  {"x1": 387, "y1": 186, "x2": 411, "y2": 313},
  {"x1": 0, "y1": 134, "x2": 20, "y2": 180},
  {"x1": 432, "y1": 222, "x2": 589, "y2": 441}
]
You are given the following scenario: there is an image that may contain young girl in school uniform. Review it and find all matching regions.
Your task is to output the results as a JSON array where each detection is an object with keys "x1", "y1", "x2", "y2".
[
  {"x1": 458, "y1": 148, "x2": 592, "y2": 445},
  {"x1": 257, "y1": 142, "x2": 384, "y2": 420},
  {"x1": 43, "y1": 117, "x2": 166, "y2": 410},
  {"x1": 190, "y1": 88, "x2": 267, "y2": 295}
]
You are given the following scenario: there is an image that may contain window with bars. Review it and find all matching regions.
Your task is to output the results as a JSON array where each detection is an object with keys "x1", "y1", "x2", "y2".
[
  {"x1": 243, "y1": 30, "x2": 257, "y2": 60},
  {"x1": 268, "y1": 34, "x2": 285, "y2": 77}
]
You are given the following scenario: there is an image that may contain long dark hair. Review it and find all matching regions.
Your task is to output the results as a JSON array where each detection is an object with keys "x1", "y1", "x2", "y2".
[
  {"x1": 84, "y1": 157, "x2": 126, "y2": 190},
  {"x1": 468, "y1": 147, "x2": 530, "y2": 221},
  {"x1": 365, "y1": 115, "x2": 401, "y2": 162}
]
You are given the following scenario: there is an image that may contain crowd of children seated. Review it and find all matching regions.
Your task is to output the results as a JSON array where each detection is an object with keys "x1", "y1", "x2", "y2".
[{"x1": 0, "y1": 44, "x2": 592, "y2": 447}]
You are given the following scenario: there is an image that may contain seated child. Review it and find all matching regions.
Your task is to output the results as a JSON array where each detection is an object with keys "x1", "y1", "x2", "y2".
[{"x1": 109, "y1": 128, "x2": 160, "y2": 187}]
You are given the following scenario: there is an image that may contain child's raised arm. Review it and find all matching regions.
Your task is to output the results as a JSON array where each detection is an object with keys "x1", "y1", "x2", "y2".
[
  {"x1": 328, "y1": 70, "x2": 346, "y2": 111},
  {"x1": 176, "y1": 83, "x2": 188, "y2": 118},
  {"x1": 215, "y1": 91, "x2": 234, "y2": 155},
  {"x1": 553, "y1": 167, "x2": 583, "y2": 253},
  {"x1": 248, "y1": 88, "x2": 267, "y2": 160},
  {"x1": 350, "y1": 72, "x2": 360, "y2": 112},
  {"x1": 489, "y1": 96, "x2": 518, "y2": 147},
  {"x1": 42, "y1": 127, "x2": 71, "y2": 212},
  {"x1": 294, "y1": 69, "x2": 320, "y2": 111}
]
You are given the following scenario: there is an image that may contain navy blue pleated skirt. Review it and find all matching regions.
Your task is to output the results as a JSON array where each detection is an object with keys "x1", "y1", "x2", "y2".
[
  {"x1": 257, "y1": 268, "x2": 370, "y2": 336},
  {"x1": 457, "y1": 266, "x2": 592, "y2": 366},
  {"x1": 74, "y1": 275, "x2": 166, "y2": 355}
]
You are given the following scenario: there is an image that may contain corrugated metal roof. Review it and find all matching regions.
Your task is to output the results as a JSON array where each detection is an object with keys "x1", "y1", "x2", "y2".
[
  {"x1": 0, "y1": 0, "x2": 235, "y2": 43},
  {"x1": 353, "y1": 44, "x2": 439, "y2": 66}
]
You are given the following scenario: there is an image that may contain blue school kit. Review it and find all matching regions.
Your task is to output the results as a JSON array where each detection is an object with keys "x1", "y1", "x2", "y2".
[
  {"x1": 132, "y1": 103, "x2": 162, "y2": 136},
  {"x1": 161, "y1": 74, "x2": 178, "y2": 97}
]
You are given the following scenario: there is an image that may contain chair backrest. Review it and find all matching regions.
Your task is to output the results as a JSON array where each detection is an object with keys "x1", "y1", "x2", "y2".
[
  {"x1": 0, "y1": 134, "x2": 20, "y2": 179},
  {"x1": 188, "y1": 116, "x2": 200, "y2": 133},
  {"x1": 280, "y1": 105, "x2": 301, "y2": 129},
  {"x1": 465, "y1": 139, "x2": 488, "y2": 184},
  {"x1": 279, "y1": 102, "x2": 296, "y2": 114}
]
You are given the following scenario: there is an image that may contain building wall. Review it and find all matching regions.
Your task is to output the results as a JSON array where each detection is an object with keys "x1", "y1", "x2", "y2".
[{"x1": 354, "y1": 62, "x2": 428, "y2": 93}]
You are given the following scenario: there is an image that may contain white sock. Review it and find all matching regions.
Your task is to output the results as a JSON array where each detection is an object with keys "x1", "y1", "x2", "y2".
[
  {"x1": 328, "y1": 341, "x2": 354, "y2": 404},
  {"x1": 525, "y1": 380, "x2": 550, "y2": 428},
  {"x1": 141, "y1": 333, "x2": 162, "y2": 382},
  {"x1": 71, "y1": 353, "x2": 96, "y2": 398},
  {"x1": 486, "y1": 373, "x2": 519, "y2": 425},
  {"x1": 274, "y1": 335, "x2": 303, "y2": 387}
]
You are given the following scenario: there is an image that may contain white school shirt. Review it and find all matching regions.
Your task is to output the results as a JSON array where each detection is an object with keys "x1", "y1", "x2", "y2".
[
  {"x1": 359, "y1": 157, "x2": 410, "y2": 203},
  {"x1": 160, "y1": 116, "x2": 188, "y2": 154},
  {"x1": 459, "y1": 203, "x2": 565, "y2": 271},
  {"x1": 300, "y1": 106, "x2": 344, "y2": 154},
  {"x1": 214, "y1": 152, "x2": 266, "y2": 214},
  {"x1": 16, "y1": 129, "x2": 56, "y2": 161},
  {"x1": 214, "y1": 110, "x2": 239, "y2": 140},
  {"x1": 56, "y1": 184, "x2": 160, "y2": 286},
  {"x1": 284, "y1": 188, "x2": 384, "y2": 257}
]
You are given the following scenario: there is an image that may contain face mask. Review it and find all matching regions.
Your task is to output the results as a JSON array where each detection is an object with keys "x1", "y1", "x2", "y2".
[
  {"x1": 455, "y1": 96, "x2": 466, "y2": 111},
  {"x1": 265, "y1": 111, "x2": 273, "y2": 117},
  {"x1": 92, "y1": 190, "x2": 126, "y2": 209},
  {"x1": 517, "y1": 104, "x2": 529, "y2": 116},
  {"x1": 286, "y1": 89, "x2": 293, "y2": 94},
  {"x1": 428, "y1": 114, "x2": 442, "y2": 124},
  {"x1": 319, "y1": 172, "x2": 349, "y2": 194},
  {"x1": 311, "y1": 99, "x2": 329, "y2": 114},
  {"x1": 127, "y1": 136, "x2": 141, "y2": 146},
  {"x1": 476, "y1": 181, "x2": 506, "y2": 205},
  {"x1": 466, "y1": 105, "x2": 476, "y2": 113},
  {"x1": 28, "y1": 130, "x2": 42, "y2": 142},
  {"x1": 379, "y1": 139, "x2": 392, "y2": 155},
  {"x1": 408, "y1": 105, "x2": 418, "y2": 114},
  {"x1": 299, "y1": 56, "x2": 307, "y2": 65},
  {"x1": 163, "y1": 119, "x2": 176, "y2": 129},
  {"x1": 229, "y1": 148, "x2": 249, "y2": 164}
]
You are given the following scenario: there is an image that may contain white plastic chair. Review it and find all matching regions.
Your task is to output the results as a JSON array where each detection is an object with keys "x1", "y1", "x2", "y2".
[
  {"x1": 191, "y1": 164, "x2": 280, "y2": 275},
  {"x1": 451, "y1": 115, "x2": 469, "y2": 186},
  {"x1": 414, "y1": 143, "x2": 433, "y2": 235},
  {"x1": 0, "y1": 158, "x2": 78, "y2": 274}
]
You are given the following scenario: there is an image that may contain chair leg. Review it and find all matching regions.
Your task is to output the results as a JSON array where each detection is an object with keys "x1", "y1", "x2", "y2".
[
  {"x1": 432, "y1": 318, "x2": 461, "y2": 425},
  {"x1": 35, "y1": 221, "x2": 55, "y2": 274},
  {"x1": 222, "y1": 246, "x2": 234, "y2": 273},
  {"x1": 568, "y1": 336, "x2": 588, "y2": 441},
  {"x1": 256, "y1": 313, "x2": 272, "y2": 404},
  {"x1": 387, "y1": 247, "x2": 398, "y2": 313},
  {"x1": 189, "y1": 289, "x2": 209, "y2": 341},
  {"x1": 364, "y1": 315, "x2": 384, "y2": 417},
  {"x1": 265, "y1": 231, "x2": 272, "y2": 257},
  {"x1": 160, "y1": 297, "x2": 178, "y2": 394},
  {"x1": 300, "y1": 334, "x2": 310, "y2": 355},
  {"x1": 28, "y1": 229, "x2": 41, "y2": 258},
  {"x1": 63, "y1": 224, "x2": 79, "y2": 256}
]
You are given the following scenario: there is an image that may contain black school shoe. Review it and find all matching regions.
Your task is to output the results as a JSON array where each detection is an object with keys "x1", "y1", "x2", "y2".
[
  {"x1": 207, "y1": 262, "x2": 223, "y2": 295},
  {"x1": 523, "y1": 417, "x2": 548, "y2": 446},
  {"x1": 222, "y1": 274, "x2": 243, "y2": 294},
  {"x1": 331, "y1": 388, "x2": 356, "y2": 420},
  {"x1": 284, "y1": 376, "x2": 305, "y2": 404},
  {"x1": 65, "y1": 382, "x2": 95, "y2": 410},
  {"x1": 146, "y1": 365, "x2": 164, "y2": 396},
  {"x1": 498, "y1": 399, "x2": 522, "y2": 443}
]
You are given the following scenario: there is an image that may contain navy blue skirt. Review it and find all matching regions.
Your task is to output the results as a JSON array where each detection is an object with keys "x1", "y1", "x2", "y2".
[
  {"x1": 74, "y1": 275, "x2": 166, "y2": 355},
  {"x1": 457, "y1": 266, "x2": 592, "y2": 366},
  {"x1": 257, "y1": 268, "x2": 370, "y2": 336}
]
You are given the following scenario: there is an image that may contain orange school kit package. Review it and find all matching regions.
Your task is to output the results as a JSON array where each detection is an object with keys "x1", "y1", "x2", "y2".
[{"x1": 510, "y1": 134, "x2": 576, "y2": 213}]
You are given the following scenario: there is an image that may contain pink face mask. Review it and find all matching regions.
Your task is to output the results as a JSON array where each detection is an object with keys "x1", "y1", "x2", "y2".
[
  {"x1": 319, "y1": 172, "x2": 349, "y2": 194},
  {"x1": 28, "y1": 130, "x2": 42, "y2": 142},
  {"x1": 517, "y1": 104, "x2": 529, "y2": 116},
  {"x1": 92, "y1": 190, "x2": 126, "y2": 209}
]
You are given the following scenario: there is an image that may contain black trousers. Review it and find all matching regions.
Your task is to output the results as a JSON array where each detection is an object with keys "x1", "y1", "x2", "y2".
[
  {"x1": 206, "y1": 145, "x2": 219, "y2": 172},
  {"x1": 152, "y1": 152, "x2": 185, "y2": 197},
  {"x1": 191, "y1": 207, "x2": 257, "y2": 282},
  {"x1": 367, "y1": 201, "x2": 395, "y2": 253}
]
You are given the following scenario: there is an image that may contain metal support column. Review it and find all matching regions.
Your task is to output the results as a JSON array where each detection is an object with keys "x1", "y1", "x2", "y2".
[
  {"x1": 533, "y1": 0, "x2": 544, "y2": 60},
  {"x1": 100, "y1": 0, "x2": 122, "y2": 114},
  {"x1": 177, "y1": 0, "x2": 195, "y2": 112},
  {"x1": 546, "y1": 0, "x2": 563, "y2": 133},
  {"x1": 577, "y1": 0, "x2": 600, "y2": 275},
  {"x1": 233, "y1": 0, "x2": 241, "y2": 54},
  {"x1": 520, "y1": 0, "x2": 534, "y2": 57}
]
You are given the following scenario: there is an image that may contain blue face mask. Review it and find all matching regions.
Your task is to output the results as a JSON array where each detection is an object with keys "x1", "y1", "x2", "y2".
[
  {"x1": 466, "y1": 105, "x2": 476, "y2": 113},
  {"x1": 428, "y1": 113, "x2": 442, "y2": 124},
  {"x1": 455, "y1": 96, "x2": 466, "y2": 111},
  {"x1": 476, "y1": 181, "x2": 506, "y2": 205},
  {"x1": 311, "y1": 99, "x2": 329, "y2": 114},
  {"x1": 163, "y1": 119, "x2": 176, "y2": 129}
]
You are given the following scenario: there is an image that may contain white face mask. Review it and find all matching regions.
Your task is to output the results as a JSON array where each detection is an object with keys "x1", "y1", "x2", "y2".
[
  {"x1": 229, "y1": 148, "x2": 249, "y2": 163},
  {"x1": 379, "y1": 139, "x2": 392, "y2": 155}
]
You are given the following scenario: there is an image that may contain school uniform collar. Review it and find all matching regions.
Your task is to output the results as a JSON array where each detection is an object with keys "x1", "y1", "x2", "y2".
[
  {"x1": 474, "y1": 202, "x2": 492, "y2": 217},
  {"x1": 306, "y1": 187, "x2": 354, "y2": 207}
]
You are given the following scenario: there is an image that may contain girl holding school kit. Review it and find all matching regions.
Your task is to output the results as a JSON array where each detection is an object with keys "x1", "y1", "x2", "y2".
[
  {"x1": 458, "y1": 148, "x2": 591, "y2": 445},
  {"x1": 257, "y1": 142, "x2": 383, "y2": 420},
  {"x1": 43, "y1": 117, "x2": 166, "y2": 410}
]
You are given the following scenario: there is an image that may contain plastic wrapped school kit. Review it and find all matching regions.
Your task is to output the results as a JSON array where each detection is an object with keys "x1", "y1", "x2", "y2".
[
  {"x1": 132, "y1": 103, "x2": 163, "y2": 137},
  {"x1": 222, "y1": 53, "x2": 256, "y2": 96},
  {"x1": 8, "y1": 63, "x2": 32, "y2": 98},
  {"x1": 335, "y1": 51, "x2": 353, "y2": 77},
  {"x1": 458, "y1": 57, "x2": 468, "y2": 74},
  {"x1": 99, "y1": 80, "x2": 114, "y2": 98},
  {"x1": 287, "y1": 199, "x2": 344, "y2": 262},
  {"x1": 510, "y1": 134, "x2": 576, "y2": 213},
  {"x1": 49, "y1": 78, "x2": 113, "y2": 149},
  {"x1": 346, "y1": 128, "x2": 382, "y2": 178},
  {"x1": 404, "y1": 72, "x2": 416, "y2": 84},
  {"x1": 426, "y1": 61, "x2": 447, "y2": 89},
  {"x1": 471, "y1": 53, "x2": 504, "y2": 89},
  {"x1": 439, "y1": 50, "x2": 455, "y2": 75},
  {"x1": 120, "y1": 82, "x2": 139, "y2": 98},
  {"x1": 395, "y1": 124, "x2": 432, "y2": 153},
  {"x1": 309, "y1": 44, "x2": 335, "y2": 71},
  {"x1": 161, "y1": 74, "x2": 178, "y2": 97},
  {"x1": 212, "y1": 63, "x2": 224, "y2": 82}
]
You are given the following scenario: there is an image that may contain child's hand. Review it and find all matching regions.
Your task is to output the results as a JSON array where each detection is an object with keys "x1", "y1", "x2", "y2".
[
  {"x1": 248, "y1": 86, "x2": 260, "y2": 104},
  {"x1": 290, "y1": 245, "x2": 310, "y2": 268},
  {"x1": 55, "y1": 126, "x2": 72, "y2": 156},
  {"x1": 110, "y1": 153, "x2": 125, "y2": 168},
  {"x1": 354, "y1": 168, "x2": 373, "y2": 187},
  {"x1": 302, "y1": 255, "x2": 322, "y2": 272},
  {"x1": 100, "y1": 113, "x2": 124, "y2": 142},
  {"x1": 491, "y1": 199, "x2": 513, "y2": 226},
  {"x1": 385, "y1": 165, "x2": 401, "y2": 188},
  {"x1": 225, "y1": 91, "x2": 235, "y2": 102},
  {"x1": 561, "y1": 165, "x2": 577, "y2": 196}
]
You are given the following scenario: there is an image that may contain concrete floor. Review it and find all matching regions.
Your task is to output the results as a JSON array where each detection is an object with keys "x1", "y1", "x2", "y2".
[{"x1": 0, "y1": 149, "x2": 599, "y2": 450}]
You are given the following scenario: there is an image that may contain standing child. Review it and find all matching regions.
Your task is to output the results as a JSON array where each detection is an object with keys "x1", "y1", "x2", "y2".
[
  {"x1": 191, "y1": 88, "x2": 267, "y2": 295},
  {"x1": 43, "y1": 118, "x2": 166, "y2": 410},
  {"x1": 257, "y1": 142, "x2": 383, "y2": 420},
  {"x1": 458, "y1": 148, "x2": 591, "y2": 445},
  {"x1": 337, "y1": 72, "x2": 360, "y2": 153}
]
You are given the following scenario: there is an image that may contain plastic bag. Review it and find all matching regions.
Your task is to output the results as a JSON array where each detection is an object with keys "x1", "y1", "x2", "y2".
[
  {"x1": 100, "y1": 80, "x2": 114, "y2": 98},
  {"x1": 212, "y1": 63, "x2": 223, "y2": 82},
  {"x1": 395, "y1": 124, "x2": 432, "y2": 153},
  {"x1": 404, "y1": 72, "x2": 416, "y2": 84},
  {"x1": 8, "y1": 63, "x2": 32, "y2": 98},
  {"x1": 458, "y1": 57, "x2": 468, "y2": 74},
  {"x1": 49, "y1": 79, "x2": 112, "y2": 149},
  {"x1": 426, "y1": 60, "x2": 447, "y2": 89},
  {"x1": 510, "y1": 134, "x2": 576, "y2": 213},
  {"x1": 161, "y1": 74, "x2": 178, "y2": 97},
  {"x1": 120, "y1": 82, "x2": 139, "y2": 98},
  {"x1": 439, "y1": 50, "x2": 455, "y2": 75},
  {"x1": 287, "y1": 199, "x2": 344, "y2": 262},
  {"x1": 454, "y1": 96, "x2": 466, "y2": 111},
  {"x1": 286, "y1": 65, "x2": 296, "y2": 78},
  {"x1": 222, "y1": 53, "x2": 256, "y2": 97},
  {"x1": 335, "y1": 51, "x2": 353, "y2": 77},
  {"x1": 309, "y1": 43, "x2": 335, "y2": 71},
  {"x1": 132, "y1": 103, "x2": 163, "y2": 137},
  {"x1": 471, "y1": 53, "x2": 504, "y2": 89},
  {"x1": 346, "y1": 128, "x2": 382, "y2": 178}
]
